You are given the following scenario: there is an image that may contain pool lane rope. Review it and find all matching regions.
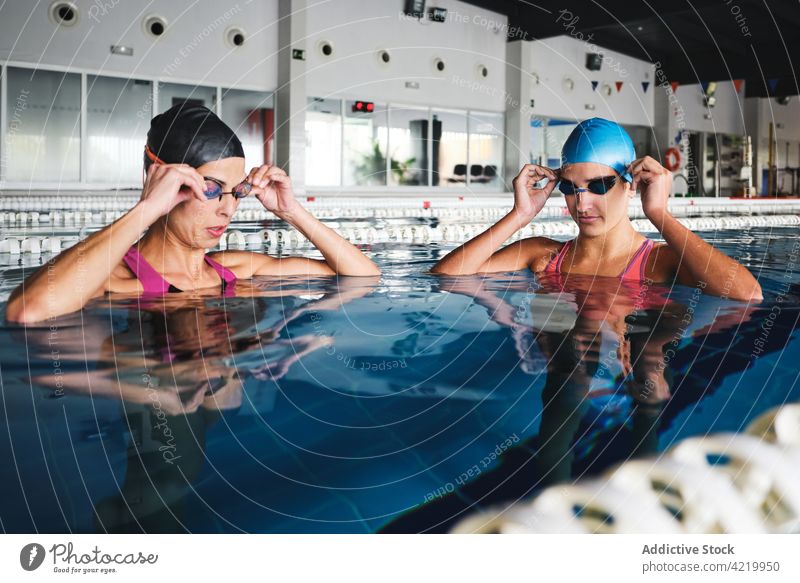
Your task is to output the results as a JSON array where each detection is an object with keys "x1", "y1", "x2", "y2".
[
  {"x1": 2, "y1": 214, "x2": 800, "y2": 255},
  {"x1": 3, "y1": 196, "x2": 800, "y2": 223},
  {"x1": 450, "y1": 404, "x2": 800, "y2": 534}
]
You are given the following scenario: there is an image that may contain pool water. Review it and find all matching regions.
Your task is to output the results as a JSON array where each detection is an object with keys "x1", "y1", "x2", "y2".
[{"x1": 0, "y1": 226, "x2": 798, "y2": 533}]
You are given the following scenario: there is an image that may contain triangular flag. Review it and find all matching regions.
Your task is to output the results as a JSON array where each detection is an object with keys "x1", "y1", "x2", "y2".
[
  {"x1": 591, "y1": 81, "x2": 599, "y2": 91},
  {"x1": 641, "y1": 81, "x2": 650, "y2": 93},
  {"x1": 768, "y1": 78, "x2": 779, "y2": 94},
  {"x1": 670, "y1": 81, "x2": 680, "y2": 93},
  {"x1": 615, "y1": 81, "x2": 623, "y2": 92},
  {"x1": 733, "y1": 79, "x2": 744, "y2": 93},
  {"x1": 701, "y1": 81, "x2": 710, "y2": 93}
]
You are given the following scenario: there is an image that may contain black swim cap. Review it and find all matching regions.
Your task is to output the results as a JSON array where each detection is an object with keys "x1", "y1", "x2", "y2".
[{"x1": 144, "y1": 102, "x2": 244, "y2": 171}]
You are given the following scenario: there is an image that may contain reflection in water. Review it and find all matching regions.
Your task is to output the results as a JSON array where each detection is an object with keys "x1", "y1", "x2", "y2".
[
  {"x1": 1, "y1": 234, "x2": 797, "y2": 533},
  {"x1": 21, "y1": 278, "x2": 375, "y2": 532},
  {"x1": 382, "y1": 271, "x2": 759, "y2": 532}
]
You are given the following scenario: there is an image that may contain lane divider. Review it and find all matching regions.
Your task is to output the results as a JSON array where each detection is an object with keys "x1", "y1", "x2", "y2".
[
  {"x1": 450, "y1": 404, "x2": 800, "y2": 534},
  {"x1": 2, "y1": 215, "x2": 799, "y2": 254}
]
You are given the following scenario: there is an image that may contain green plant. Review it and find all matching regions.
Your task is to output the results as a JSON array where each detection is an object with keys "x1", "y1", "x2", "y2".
[
  {"x1": 391, "y1": 155, "x2": 416, "y2": 185},
  {"x1": 352, "y1": 140, "x2": 416, "y2": 185},
  {"x1": 352, "y1": 142, "x2": 387, "y2": 186}
]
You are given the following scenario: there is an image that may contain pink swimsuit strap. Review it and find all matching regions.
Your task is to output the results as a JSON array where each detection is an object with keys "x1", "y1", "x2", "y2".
[
  {"x1": 122, "y1": 246, "x2": 237, "y2": 295},
  {"x1": 543, "y1": 238, "x2": 655, "y2": 281}
]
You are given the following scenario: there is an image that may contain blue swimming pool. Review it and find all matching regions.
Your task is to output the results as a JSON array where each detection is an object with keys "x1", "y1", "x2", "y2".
[{"x1": 0, "y1": 226, "x2": 798, "y2": 533}]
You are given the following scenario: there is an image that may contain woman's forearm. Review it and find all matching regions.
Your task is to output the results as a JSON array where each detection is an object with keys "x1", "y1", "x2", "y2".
[
  {"x1": 431, "y1": 210, "x2": 530, "y2": 275},
  {"x1": 277, "y1": 205, "x2": 380, "y2": 276},
  {"x1": 653, "y1": 211, "x2": 762, "y2": 300},
  {"x1": 6, "y1": 202, "x2": 157, "y2": 322}
]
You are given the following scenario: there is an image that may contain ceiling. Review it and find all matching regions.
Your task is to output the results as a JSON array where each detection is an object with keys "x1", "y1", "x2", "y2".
[{"x1": 462, "y1": 0, "x2": 800, "y2": 97}]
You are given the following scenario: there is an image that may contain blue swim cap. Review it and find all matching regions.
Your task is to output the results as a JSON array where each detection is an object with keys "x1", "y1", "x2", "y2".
[{"x1": 561, "y1": 118, "x2": 635, "y2": 182}]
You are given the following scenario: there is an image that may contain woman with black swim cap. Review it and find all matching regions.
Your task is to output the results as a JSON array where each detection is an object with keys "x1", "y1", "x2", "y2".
[{"x1": 6, "y1": 103, "x2": 379, "y2": 322}]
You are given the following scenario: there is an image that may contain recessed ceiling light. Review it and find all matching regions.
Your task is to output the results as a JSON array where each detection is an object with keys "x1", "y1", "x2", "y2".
[{"x1": 110, "y1": 45, "x2": 133, "y2": 56}]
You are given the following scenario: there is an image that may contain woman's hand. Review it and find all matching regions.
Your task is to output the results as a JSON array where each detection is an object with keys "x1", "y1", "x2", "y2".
[
  {"x1": 138, "y1": 163, "x2": 207, "y2": 220},
  {"x1": 511, "y1": 164, "x2": 558, "y2": 225},
  {"x1": 248, "y1": 165, "x2": 301, "y2": 218},
  {"x1": 629, "y1": 156, "x2": 672, "y2": 225}
]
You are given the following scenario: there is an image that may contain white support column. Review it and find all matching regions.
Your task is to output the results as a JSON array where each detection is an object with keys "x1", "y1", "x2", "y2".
[
  {"x1": 275, "y1": 0, "x2": 307, "y2": 194},
  {"x1": 80, "y1": 73, "x2": 87, "y2": 184},
  {"x1": 0, "y1": 64, "x2": 6, "y2": 182},
  {"x1": 504, "y1": 40, "x2": 535, "y2": 186},
  {"x1": 152, "y1": 81, "x2": 159, "y2": 117}
]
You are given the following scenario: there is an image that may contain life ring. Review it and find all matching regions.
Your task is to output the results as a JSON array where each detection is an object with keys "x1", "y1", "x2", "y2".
[{"x1": 664, "y1": 147, "x2": 681, "y2": 171}]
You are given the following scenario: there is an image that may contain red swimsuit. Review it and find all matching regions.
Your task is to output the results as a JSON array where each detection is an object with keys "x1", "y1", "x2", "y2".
[
  {"x1": 543, "y1": 238, "x2": 655, "y2": 281},
  {"x1": 539, "y1": 238, "x2": 672, "y2": 312}
]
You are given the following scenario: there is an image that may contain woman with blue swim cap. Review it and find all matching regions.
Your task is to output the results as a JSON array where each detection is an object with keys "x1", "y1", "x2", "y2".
[{"x1": 432, "y1": 117, "x2": 762, "y2": 302}]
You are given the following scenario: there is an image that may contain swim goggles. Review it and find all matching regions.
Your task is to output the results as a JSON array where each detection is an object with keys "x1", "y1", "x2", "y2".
[
  {"x1": 201, "y1": 179, "x2": 253, "y2": 202},
  {"x1": 144, "y1": 145, "x2": 253, "y2": 202},
  {"x1": 558, "y1": 175, "x2": 618, "y2": 196}
]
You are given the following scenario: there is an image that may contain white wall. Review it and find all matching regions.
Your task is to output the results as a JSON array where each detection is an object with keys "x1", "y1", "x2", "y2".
[
  {"x1": 527, "y1": 36, "x2": 655, "y2": 126},
  {"x1": 655, "y1": 81, "x2": 747, "y2": 138},
  {"x1": 305, "y1": 0, "x2": 508, "y2": 111},
  {"x1": 0, "y1": 0, "x2": 278, "y2": 90}
]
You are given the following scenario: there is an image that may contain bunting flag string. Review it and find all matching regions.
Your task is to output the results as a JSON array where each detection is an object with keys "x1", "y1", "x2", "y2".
[
  {"x1": 641, "y1": 81, "x2": 650, "y2": 93},
  {"x1": 768, "y1": 78, "x2": 779, "y2": 94}
]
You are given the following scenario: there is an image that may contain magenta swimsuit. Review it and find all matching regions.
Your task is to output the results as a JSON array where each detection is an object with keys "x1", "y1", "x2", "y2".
[
  {"x1": 122, "y1": 246, "x2": 237, "y2": 295},
  {"x1": 122, "y1": 246, "x2": 238, "y2": 364}
]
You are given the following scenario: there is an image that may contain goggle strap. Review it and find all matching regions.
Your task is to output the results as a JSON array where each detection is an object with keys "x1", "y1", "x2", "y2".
[{"x1": 144, "y1": 144, "x2": 166, "y2": 165}]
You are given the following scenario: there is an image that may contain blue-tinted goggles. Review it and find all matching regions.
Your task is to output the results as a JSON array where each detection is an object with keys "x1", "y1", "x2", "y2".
[
  {"x1": 558, "y1": 175, "x2": 618, "y2": 195},
  {"x1": 203, "y1": 179, "x2": 253, "y2": 201}
]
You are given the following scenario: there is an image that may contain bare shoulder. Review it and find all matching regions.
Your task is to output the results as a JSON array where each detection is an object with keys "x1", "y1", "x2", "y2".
[
  {"x1": 644, "y1": 242, "x2": 682, "y2": 283},
  {"x1": 104, "y1": 261, "x2": 143, "y2": 294},
  {"x1": 206, "y1": 250, "x2": 272, "y2": 278},
  {"x1": 522, "y1": 236, "x2": 565, "y2": 272}
]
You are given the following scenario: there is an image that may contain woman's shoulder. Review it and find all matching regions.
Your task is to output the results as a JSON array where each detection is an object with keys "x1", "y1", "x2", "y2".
[
  {"x1": 206, "y1": 250, "x2": 274, "y2": 278},
  {"x1": 519, "y1": 236, "x2": 565, "y2": 253},
  {"x1": 644, "y1": 242, "x2": 681, "y2": 282},
  {"x1": 102, "y1": 260, "x2": 143, "y2": 294},
  {"x1": 520, "y1": 236, "x2": 567, "y2": 270}
]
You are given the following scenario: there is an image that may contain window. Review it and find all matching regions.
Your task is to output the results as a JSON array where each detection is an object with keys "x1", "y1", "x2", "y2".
[
  {"x1": 0, "y1": 66, "x2": 283, "y2": 187},
  {"x1": 4, "y1": 67, "x2": 81, "y2": 183},
  {"x1": 343, "y1": 100, "x2": 388, "y2": 186},
  {"x1": 86, "y1": 75, "x2": 152, "y2": 183},
  {"x1": 432, "y1": 109, "x2": 468, "y2": 187},
  {"x1": 468, "y1": 112, "x2": 504, "y2": 188},
  {"x1": 305, "y1": 102, "x2": 505, "y2": 189},
  {"x1": 158, "y1": 82, "x2": 217, "y2": 113},
  {"x1": 305, "y1": 97, "x2": 341, "y2": 186},
  {"x1": 221, "y1": 88, "x2": 274, "y2": 167},
  {"x1": 543, "y1": 118, "x2": 578, "y2": 168},
  {"x1": 530, "y1": 117, "x2": 546, "y2": 165},
  {"x1": 387, "y1": 105, "x2": 429, "y2": 186}
]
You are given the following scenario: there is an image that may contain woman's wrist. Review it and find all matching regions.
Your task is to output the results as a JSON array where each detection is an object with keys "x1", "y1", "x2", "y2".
[
  {"x1": 272, "y1": 201, "x2": 310, "y2": 226},
  {"x1": 645, "y1": 207, "x2": 671, "y2": 229},
  {"x1": 509, "y1": 207, "x2": 537, "y2": 229},
  {"x1": 131, "y1": 200, "x2": 161, "y2": 226}
]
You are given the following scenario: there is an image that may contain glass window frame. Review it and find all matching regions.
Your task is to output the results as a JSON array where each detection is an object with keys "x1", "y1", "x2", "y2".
[
  {"x1": 0, "y1": 61, "x2": 272, "y2": 189},
  {"x1": 0, "y1": 61, "x2": 503, "y2": 192},
  {"x1": 305, "y1": 101, "x2": 505, "y2": 192}
]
